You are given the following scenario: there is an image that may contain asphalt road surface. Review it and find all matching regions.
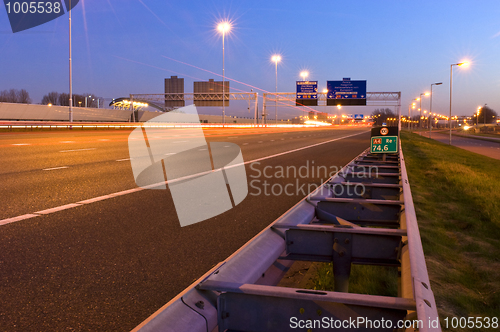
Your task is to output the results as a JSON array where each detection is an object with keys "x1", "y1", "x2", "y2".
[{"x1": 0, "y1": 126, "x2": 370, "y2": 331}]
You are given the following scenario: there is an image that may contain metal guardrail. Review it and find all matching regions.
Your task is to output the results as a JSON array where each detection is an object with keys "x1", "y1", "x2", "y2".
[{"x1": 132, "y1": 145, "x2": 441, "y2": 332}]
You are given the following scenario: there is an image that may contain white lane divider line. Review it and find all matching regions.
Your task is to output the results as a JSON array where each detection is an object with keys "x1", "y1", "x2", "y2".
[
  {"x1": 116, "y1": 158, "x2": 130, "y2": 162},
  {"x1": 243, "y1": 143, "x2": 249, "y2": 145},
  {"x1": 60, "y1": 141, "x2": 75, "y2": 143},
  {"x1": 199, "y1": 148, "x2": 207, "y2": 151},
  {"x1": 0, "y1": 214, "x2": 39, "y2": 226},
  {"x1": 0, "y1": 130, "x2": 369, "y2": 227},
  {"x1": 34, "y1": 204, "x2": 82, "y2": 215},
  {"x1": 11, "y1": 143, "x2": 31, "y2": 146},
  {"x1": 59, "y1": 148, "x2": 96, "y2": 153},
  {"x1": 165, "y1": 153, "x2": 177, "y2": 155},
  {"x1": 43, "y1": 166, "x2": 69, "y2": 171},
  {"x1": 258, "y1": 141, "x2": 263, "y2": 143},
  {"x1": 98, "y1": 139, "x2": 110, "y2": 141}
]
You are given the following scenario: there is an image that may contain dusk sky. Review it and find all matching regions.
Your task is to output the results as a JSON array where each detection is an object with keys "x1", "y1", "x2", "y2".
[{"x1": 1, "y1": 0, "x2": 499, "y2": 119}]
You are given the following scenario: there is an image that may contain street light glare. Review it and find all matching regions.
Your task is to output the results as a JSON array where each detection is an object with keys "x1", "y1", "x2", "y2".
[
  {"x1": 300, "y1": 71, "x2": 309, "y2": 80},
  {"x1": 271, "y1": 55, "x2": 281, "y2": 63},
  {"x1": 217, "y1": 21, "x2": 231, "y2": 33},
  {"x1": 458, "y1": 61, "x2": 469, "y2": 67},
  {"x1": 322, "y1": 88, "x2": 328, "y2": 93}
]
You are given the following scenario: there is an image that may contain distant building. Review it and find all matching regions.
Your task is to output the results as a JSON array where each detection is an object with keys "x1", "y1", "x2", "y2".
[
  {"x1": 193, "y1": 79, "x2": 229, "y2": 107},
  {"x1": 309, "y1": 111, "x2": 328, "y2": 121},
  {"x1": 164, "y1": 76, "x2": 184, "y2": 109}
]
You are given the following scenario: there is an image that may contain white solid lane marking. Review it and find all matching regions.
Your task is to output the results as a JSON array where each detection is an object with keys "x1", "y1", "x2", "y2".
[
  {"x1": 199, "y1": 148, "x2": 207, "y2": 151},
  {"x1": 34, "y1": 204, "x2": 82, "y2": 215},
  {"x1": 165, "y1": 153, "x2": 176, "y2": 155},
  {"x1": 59, "y1": 148, "x2": 96, "y2": 153},
  {"x1": 98, "y1": 139, "x2": 110, "y2": 141},
  {"x1": 0, "y1": 214, "x2": 39, "y2": 226},
  {"x1": 116, "y1": 158, "x2": 130, "y2": 162},
  {"x1": 243, "y1": 143, "x2": 249, "y2": 145},
  {"x1": 258, "y1": 141, "x2": 263, "y2": 143},
  {"x1": 60, "y1": 141, "x2": 75, "y2": 143},
  {"x1": 0, "y1": 131, "x2": 368, "y2": 226},
  {"x1": 43, "y1": 166, "x2": 69, "y2": 171},
  {"x1": 11, "y1": 143, "x2": 31, "y2": 146}
]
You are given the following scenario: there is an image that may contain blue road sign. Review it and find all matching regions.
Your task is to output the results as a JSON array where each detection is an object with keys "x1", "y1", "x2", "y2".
[
  {"x1": 327, "y1": 78, "x2": 366, "y2": 99},
  {"x1": 296, "y1": 81, "x2": 318, "y2": 99},
  {"x1": 354, "y1": 114, "x2": 364, "y2": 120}
]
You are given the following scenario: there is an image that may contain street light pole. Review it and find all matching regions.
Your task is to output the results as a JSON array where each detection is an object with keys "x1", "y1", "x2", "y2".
[
  {"x1": 418, "y1": 93, "x2": 429, "y2": 131},
  {"x1": 449, "y1": 62, "x2": 468, "y2": 144},
  {"x1": 217, "y1": 22, "x2": 231, "y2": 126},
  {"x1": 222, "y1": 29, "x2": 225, "y2": 125},
  {"x1": 484, "y1": 104, "x2": 487, "y2": 126},
  {"x1": 429, "y1": 82, "x2": 442, "y2": 139},
  {"x1": 68, "y1": 0, "x2": 73, "y2": 122},
  {"x1": 272, "y1": 55, "x2": 281, "y2": 125}
]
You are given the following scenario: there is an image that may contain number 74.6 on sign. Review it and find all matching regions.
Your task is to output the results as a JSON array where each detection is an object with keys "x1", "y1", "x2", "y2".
[{"x1": 370, "y1": 136, "x2": 398, "y2": 154}]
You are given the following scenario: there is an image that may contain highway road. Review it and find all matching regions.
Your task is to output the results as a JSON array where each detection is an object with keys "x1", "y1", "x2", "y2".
[{"x1": 0, "y1": 126, "x2": 370, "y2": 331}]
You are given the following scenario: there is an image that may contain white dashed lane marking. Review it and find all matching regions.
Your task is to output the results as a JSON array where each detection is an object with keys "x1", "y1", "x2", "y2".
[
  {"x1": 59, "y1": 148, "x2": 96, "y2": 153},
  {"x1": 43, "y1": 166, "x2": 69, "y2": 171}
]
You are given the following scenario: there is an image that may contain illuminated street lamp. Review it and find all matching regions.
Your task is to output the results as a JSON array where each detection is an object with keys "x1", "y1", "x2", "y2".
[
  {"x1": 409, "y1": 99, "x2": 417, "y2": 131},
  {"x1": 419, "y1": 92, "x2": 430, "y2": 130},
  {"x1": 321, "y1": 88, "x2": 328, "y2": 115},
  {"x1": 449, "y1": 61, "x2": 469, "y2": 144},
  {"x1": 300, "y1": 71, "x2": 309, "y2": 81},
  {"x1": 429, "y1": 82, "x2": 442, "y2": 138},
  {"x1": 85, "y1": 95, "x2": 92, "y2": 108},
  {"x1": 271, "y1": 55, "x2": 281, "y2": 124},
  {"x1": 217, "y1": 21, "x2": 231, "y2": 125}
]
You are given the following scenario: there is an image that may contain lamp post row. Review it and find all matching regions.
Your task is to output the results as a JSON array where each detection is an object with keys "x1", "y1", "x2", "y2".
[{"x1": 408, "y1": 62, "x2": 467, "y2": 144}]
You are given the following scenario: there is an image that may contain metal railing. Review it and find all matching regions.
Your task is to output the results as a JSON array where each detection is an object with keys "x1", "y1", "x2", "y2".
[{"x1": 133, "y1": 144, "x2": 441, "y2": 332}]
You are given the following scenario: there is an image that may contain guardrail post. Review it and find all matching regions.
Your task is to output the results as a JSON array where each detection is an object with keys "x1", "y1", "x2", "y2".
[{"x1": 332, "y1": 233, "x2": 353, "y2": 292}]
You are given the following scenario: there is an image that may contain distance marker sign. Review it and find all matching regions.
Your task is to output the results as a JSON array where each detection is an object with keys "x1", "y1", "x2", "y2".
[
  {"x1": 371, "y1": 136, "x2": 398, "y2": 153},
  {"x1": 370, "y1": 126, "x2": 399, "y2": 154}
]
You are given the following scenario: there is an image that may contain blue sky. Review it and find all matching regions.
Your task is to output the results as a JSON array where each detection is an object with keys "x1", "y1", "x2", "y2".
[{"x1": 1, "y1": 0, "x2": 499, "y2": 119}]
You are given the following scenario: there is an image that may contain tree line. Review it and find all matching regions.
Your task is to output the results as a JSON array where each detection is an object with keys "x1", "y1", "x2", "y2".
[
  {"x1": 0, "y1": 89, "x2": 103, "y2": 108},
  {"x1": 41, "y1": 92, "x2": 102, "y2": 108},
  {"x1": 0, "y1": 89, "x2": 31, "y2": 104},
  {"x1": 371, "y1": 108, "x2": 397, "y2": 126}
]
